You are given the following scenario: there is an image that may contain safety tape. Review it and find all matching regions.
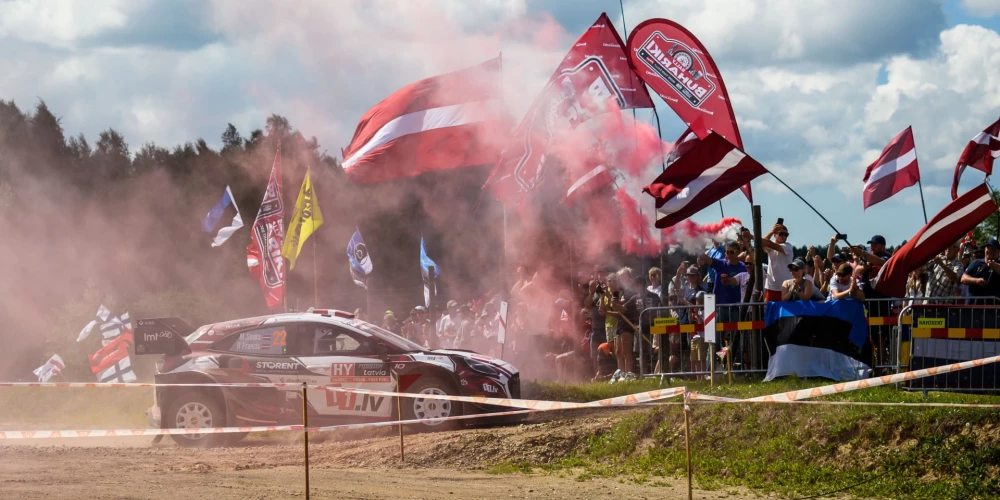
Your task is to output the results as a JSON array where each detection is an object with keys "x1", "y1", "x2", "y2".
[
  {"x1": 912, "y1": 327, "x2": 1000, "y2": 339},
  {"x1": 690, "y1": 399, "x2": 1000, "y2": 408},
  {"x1": 650, "y1": 316, "x2": 913, "y2": 335},
  {"x1": 741, "y1": 355, "x2": 1000, "y2": 402},
  {"x1": 329, "y1": 386, "x2": 688, "y2": 410}
]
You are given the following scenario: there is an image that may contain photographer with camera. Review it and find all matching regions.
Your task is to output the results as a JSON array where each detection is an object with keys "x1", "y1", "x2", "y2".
[
  {"x1": 761, "y1": 219, "x2": 793, "y2": 302},
  {"x1": 961, "y1": 238, "x2": 1000, "y2": 305}
]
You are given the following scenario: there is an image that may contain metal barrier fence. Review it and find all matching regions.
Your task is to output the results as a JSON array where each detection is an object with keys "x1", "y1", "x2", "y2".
[{"x1": 638, "y1": 297, "x2": 1000, "y2": 390}]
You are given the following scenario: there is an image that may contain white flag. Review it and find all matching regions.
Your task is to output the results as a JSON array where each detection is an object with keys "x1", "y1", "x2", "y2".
[
  {"x1": 98, "y1": 356, "x2": 136, "y2": 383},
  {"x1": 77, "y1": 304, "x2": 112, "y2": 342},
  {"x1": 33, "y1": 354, "x2": 65, "y2": 382}
]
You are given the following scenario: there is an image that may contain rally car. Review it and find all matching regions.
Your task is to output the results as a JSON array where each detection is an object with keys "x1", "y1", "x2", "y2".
[{"x1": 134, "y1": 309, "x2": 521, "y2": 447}]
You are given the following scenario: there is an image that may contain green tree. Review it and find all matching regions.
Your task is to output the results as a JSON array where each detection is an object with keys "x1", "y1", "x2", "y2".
[
  {"x1": 94, "y1": 128, "x2": 131, "y2": 180},
  {"x1": 221, "y1": 123, "x2": 243, "y2": 154},
  {"x1": 973, "y1": 188, "x2": 1000, "y2": 243}
]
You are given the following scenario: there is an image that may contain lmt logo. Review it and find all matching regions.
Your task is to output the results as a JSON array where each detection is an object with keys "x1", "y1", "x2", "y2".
[{"x1": 636, "y1": 32, "x2": 716, "y2": 107}]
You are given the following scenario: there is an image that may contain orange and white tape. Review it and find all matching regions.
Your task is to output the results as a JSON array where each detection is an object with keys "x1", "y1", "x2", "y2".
[
  {"x1": 743, "y1": 355, "x2": 1000, "y2": 403},
  {"x1": 329, "y1": 385, "x2": 688, "y2": 410}
]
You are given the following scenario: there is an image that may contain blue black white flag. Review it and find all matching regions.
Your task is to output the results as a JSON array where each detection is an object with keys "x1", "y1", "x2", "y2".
[
  {"x1": 201, "y1": 185, "x2": 244, "y2": 247},
  {"x1": 763, "y1": 300, "x2": 871, "y2": 382},
  {"x1": 421, "y1": 237, "x2": 440, "y2": 307},
  {"x1": 347, "y1": 228, "x2": 372, "y2": 289}
]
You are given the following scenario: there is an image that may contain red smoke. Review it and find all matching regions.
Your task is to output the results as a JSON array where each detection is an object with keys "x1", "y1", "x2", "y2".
[
  {"x1": 616, "y1": 187, "x2": 659, "y2": 256},
  {"x1": 661, "y1": 217, "x2": 743, "y2": 247}
]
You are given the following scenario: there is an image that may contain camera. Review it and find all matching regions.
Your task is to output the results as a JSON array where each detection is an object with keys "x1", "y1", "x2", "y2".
[{"x1": 776, "y1": 218, "x2": 784, "y2": 225}]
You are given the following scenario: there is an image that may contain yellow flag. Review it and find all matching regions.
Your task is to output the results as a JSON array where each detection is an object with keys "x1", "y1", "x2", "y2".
[{"x1": 282, "y1": 170, "x2": 324, "y2": 270}]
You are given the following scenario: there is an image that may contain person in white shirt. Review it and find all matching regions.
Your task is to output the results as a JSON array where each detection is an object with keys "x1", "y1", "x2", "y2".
[{"x1": 761, "y1": 222, "x2": 793, "y2": 302}]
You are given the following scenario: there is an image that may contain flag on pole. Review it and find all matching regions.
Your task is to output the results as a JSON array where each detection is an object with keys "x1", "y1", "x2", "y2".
[
  {"x1": 643, "y1": 132, "x2": 767, "y2": 228},
  {"x1": 564, "y1": 159, "x2": 614, "y2": 205},
  {"x1": 863, "y1": 127, "x2": 920, "y2": 209},
  {"x1": 282, "y1": 170, "x2": 324, "y2": 271},
  {"x1": 346, "y1": 228, "x2": 372, "y2": 289},
  {"x1": 247, "y1": 147, "x2": 286, "y2": 309},
  {"x1": 201, "y1": 185, "x2": 244, "y2": 247},
  {"x1": 420, "y1": 237, "x2": 440, "y2": 307},
  {"x1": 952, "y1": 117, "x2": 1000, "y2": 199},
  {"x1": 874, "y1": 183, "x2": 998, "y2": 297},
  {"x1": 89, "y1": 332, "x2": 136, "y2": 383},
  {"x1": 101, "y1": 311, "x2": 131, "y2": 345},
  {"x1": 626, "y1": 19, "x2": 752, "y2": 202},
  {"x1": 77, "y1": 304, "x2": 112, "y2": 342},
  {"x1": 33, "y1": 354, "x2": 64, "y2": 382},
  {"x1": 484, "y1": 13, "x2": 653, "y2": 207},
  {"x1": 341, "y1": 58, "x2": 506, "y2": 183}
]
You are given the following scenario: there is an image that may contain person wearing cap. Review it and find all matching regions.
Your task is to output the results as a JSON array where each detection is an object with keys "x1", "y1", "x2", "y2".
[
  {"x1": 927, "y1": 241, "x2": 963, "y2": 298},
  {"x1": 670, "y1": 263, "x2": 706, "y2": 324},
  {"x1": 960, "y1": 238, "x2": 1000, "y2": 304},
  {"x1": 762, "y1": 222, "x2": 794, "y2": 302},
  {"x1": 827, "y1": 263, "x2": 865, "y2": 301},
  {"x1": 781, "y1": 258, "x2": 815, "y2": 301}
]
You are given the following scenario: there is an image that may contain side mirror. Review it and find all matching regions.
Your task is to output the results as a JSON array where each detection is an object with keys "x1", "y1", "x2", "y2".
[{"x1": 376, "y1": 343, "x2": 389, "y2": 361}]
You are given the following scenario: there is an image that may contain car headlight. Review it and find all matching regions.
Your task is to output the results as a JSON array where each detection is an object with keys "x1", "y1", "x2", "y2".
[{"x1": 465, "y1": 358, "x2": 499, "y2": 376}]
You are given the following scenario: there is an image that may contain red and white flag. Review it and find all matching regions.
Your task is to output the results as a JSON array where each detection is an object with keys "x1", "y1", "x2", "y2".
[
  {"x1": 643, "y1": 132, "x2": 767, "y2": 228},
  {"x1": 862, "y1": 126, "x2": 920, "y2": 209},
  {"x1": 564, "y1": 160, "x2": 613, "y2": 205},
  {"x1": 484, "y1": 13, "x2": 653, "y2": 207},
  {"x1": 875, "y1": 183, "x2": 998, "y2": 298},
  {"x1": 952, "y1": 117, "x2": 1000, "y2": 199},
  {"x1": 341, "y1": 58, "x2": 506, "y2": 183},
  {"x1": 247, "y1": 147, "x2": 285, "y2": 309},
  {"x1": 33, "y1": 354, "x2": 64, "y2": 382}
]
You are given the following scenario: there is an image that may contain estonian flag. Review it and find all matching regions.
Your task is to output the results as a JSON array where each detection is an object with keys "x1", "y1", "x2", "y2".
[
  {"x1": 763, "y1": 300, "x2": 872, "y2": 382},
  {"x1": 420, "y1": 237, "x2": 440, "y2": 307},
  {"x1": 201, "y1": 185, "x2": 244, "y2": 247},
  {"x1": 346, "y1": 228, "x2": 372, "y2": 289}
]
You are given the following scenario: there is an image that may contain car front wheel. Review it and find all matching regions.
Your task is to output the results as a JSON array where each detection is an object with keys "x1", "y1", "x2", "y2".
[{"x1": 401, "y1": 376, "x2": 462, "y2": 431}]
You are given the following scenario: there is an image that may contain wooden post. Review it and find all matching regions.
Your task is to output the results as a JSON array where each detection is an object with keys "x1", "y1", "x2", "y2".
[
  {"x1": 397, "y1": 376, "x2": 405, "y2": 462},
  {"x1": 684, "y1": 390, "x2": 693, "y2": 500},
  {"x1": 301, "y1": 383, "x2": 310, "y2": 500}
]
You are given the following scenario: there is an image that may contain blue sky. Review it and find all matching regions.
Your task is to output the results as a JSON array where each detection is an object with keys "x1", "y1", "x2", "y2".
[{"x1": 1, "y1": 0, "x2": 999, "y2": 248}]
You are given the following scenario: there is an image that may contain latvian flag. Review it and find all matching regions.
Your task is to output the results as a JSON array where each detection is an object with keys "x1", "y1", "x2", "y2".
[
  {"x1": 564, "y1": 159, "x2": 613, "y2": 205},
  {"x1": 643, "y1": 132, "x2": 767, "y2": 228},
  {"x1": 89, "y1": 332, "x2": 137, "y2": 383},
  {"x1": 874, "y1": 183, "x2": 998, "y2": 298},
  {"x1": 862, "y1": 126, "x2": 919, "y2": 209},
  {"x1": 341, "y1": 58, "x2": 507, "y2": 183},
  {"x1": 951, "y1": 117, "x2": 1000, "y2": 199}
]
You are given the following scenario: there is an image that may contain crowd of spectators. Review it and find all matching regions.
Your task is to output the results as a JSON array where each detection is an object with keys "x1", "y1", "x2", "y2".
[{"x1": 360, "y1": 221, "x2": 999, "y2": 383}]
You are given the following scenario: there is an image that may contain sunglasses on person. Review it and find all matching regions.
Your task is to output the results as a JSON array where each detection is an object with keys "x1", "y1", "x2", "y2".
[
  {"x1": 777, "y1": 232, "x2": 789, "y2": 237},
  {"x1": 725, "y1": 249, "x2": 737, "y2": 255}
]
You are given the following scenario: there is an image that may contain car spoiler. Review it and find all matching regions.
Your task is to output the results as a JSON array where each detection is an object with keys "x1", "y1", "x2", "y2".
[{"x1": 134, "y1": 317, "x2": 194, "y2": 356}]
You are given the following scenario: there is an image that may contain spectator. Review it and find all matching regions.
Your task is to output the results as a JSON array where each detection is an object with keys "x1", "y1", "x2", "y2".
[
  {"x1": 690, "y1": 291, "x2": 706, "y2": 379},
  {"x1": 438, "y1": 300, "x2": 459, "y2": 337},
  {"x1": 382, "y1": 311, "x2": 399, "y2": 334},
  {"x1": 647, "y1": 267, "x2": 663, "y2": 299},
  {"x1": 591, "y1": 342, "x2": 619, "y2": 382},
  {"x1": 761, "y1": 222, "x2": 794, "y2": 302},
  {"x1": 616, "y1": 268, "x2": 641, "y2": 377},
  {"x1": 781, "y1": 258, "x2": 815, "y2": 301},
  {"x1": 353, "y1": 308, "x2": 367, "y2": 322},
  {"x1": 697, "y1": 240, "x2": 746, "y2": 313},
  {"x1": 927, "y1": 241, "x2": 963, "y2": 299},
  {"x1": 827, "y1": 264, "x2": 865, "y2": 301},
  {"x1": 584, "y1": 278, "x2": 607, "y2": 376},
  {"x1": 671, "y1": 263, "x2": 707, "y2": 323},
  {"x1": 960, "y1": 238, "x2": 1000, "y2": 304},
  {"x1": 906, "y1": 268, "x2": 929, "y2": 306}
]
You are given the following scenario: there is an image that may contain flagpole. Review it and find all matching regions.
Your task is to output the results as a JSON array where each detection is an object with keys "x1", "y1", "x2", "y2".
[
  {"x1": 916, "y1": 179, "x2": 929, "y2": 225},
  {"x1": 312, "y1": 220, "x2": 319, "y2": 307},
  {"x1": 499, "y1": 50, "x2": 509, "y2": 296},
  {"x1": 766, "y1": 171, "x2": 850, "y2": 244}
]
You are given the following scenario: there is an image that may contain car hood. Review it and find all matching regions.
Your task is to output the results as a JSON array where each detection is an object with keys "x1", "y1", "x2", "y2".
[{"x1": 430, "y1": 349, "x2": 519, "y2": 375}]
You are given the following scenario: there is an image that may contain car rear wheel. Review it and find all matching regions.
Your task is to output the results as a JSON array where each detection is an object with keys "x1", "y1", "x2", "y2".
[
  {"x1": 167, "y1": 392, "x2": 227, "y2": 448},
  {"x1": 401, "y1": 377, "x2": 462, "y2": 431}
]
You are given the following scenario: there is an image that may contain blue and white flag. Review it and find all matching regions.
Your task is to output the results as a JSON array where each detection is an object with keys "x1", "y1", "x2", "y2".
[
  {"x1": 77, "y1": 304, "x2": 112, "y2": 342},
  {"x1": 420, "y1": 237, "x2": 440, "y2": 307},
  {"x1": 201, "y1": 185, "x2": 244, "y2": 247},
  {"x1": 347, "y1": 228, "x2": 372, "y2": 289}
]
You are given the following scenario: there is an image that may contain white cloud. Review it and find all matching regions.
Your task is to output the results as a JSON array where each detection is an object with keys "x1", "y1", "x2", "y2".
[
  {"x1": 0, "y1": 0, "x2": 133, "y2": 48},
  {"x1": 963, "y1": 0, "x2": 1000, "y2": 18}
]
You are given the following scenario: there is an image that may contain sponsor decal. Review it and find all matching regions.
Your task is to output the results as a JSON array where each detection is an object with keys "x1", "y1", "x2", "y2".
[
  {"x1": 410, "y1": 354, "x2": 456, "y2": 371},
  {"x1": 394, "y1": 363, "x2": 406, "y2": 370},
  {"x1": 483, "y1": 382, "x2": 500, "y2": 394},
  {"x1": 254, "y1": 360, "x2": 301, "y2": 373},
  {"x1": 325, "y1": 386, "x2": 387, "y2": 413},
  {"x1": 635, "y1": 31, "x2": 716, "y2": 107},
  {"x1": 329, "y1": 362, "x2": 392, "y2": 383}
]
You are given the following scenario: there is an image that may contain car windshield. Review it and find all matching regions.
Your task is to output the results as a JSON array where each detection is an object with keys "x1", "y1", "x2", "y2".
[{"x1": 350, "y1": 320, "x2": 425, "y2": 352}]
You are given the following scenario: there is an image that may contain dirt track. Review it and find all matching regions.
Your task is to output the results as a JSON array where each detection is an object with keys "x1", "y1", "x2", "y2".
[{"x1": 0, "y1": 410, "x2": 771, "y2": 500}]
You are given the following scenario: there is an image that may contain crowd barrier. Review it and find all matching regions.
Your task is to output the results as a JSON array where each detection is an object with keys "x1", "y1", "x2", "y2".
[{"x1": 639, "y1": 296, "x2": 1000, "y2": 392}]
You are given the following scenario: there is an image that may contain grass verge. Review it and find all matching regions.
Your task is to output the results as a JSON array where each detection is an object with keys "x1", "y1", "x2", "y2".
[{"x1": 519, "y1": 377, "x2": 1000, "y2": 499}]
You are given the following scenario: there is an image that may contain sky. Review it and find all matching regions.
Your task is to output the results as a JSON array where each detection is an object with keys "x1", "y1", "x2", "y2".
[{"x1": 2, "y1": 0, "x2": 1000, "y2": 248}]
